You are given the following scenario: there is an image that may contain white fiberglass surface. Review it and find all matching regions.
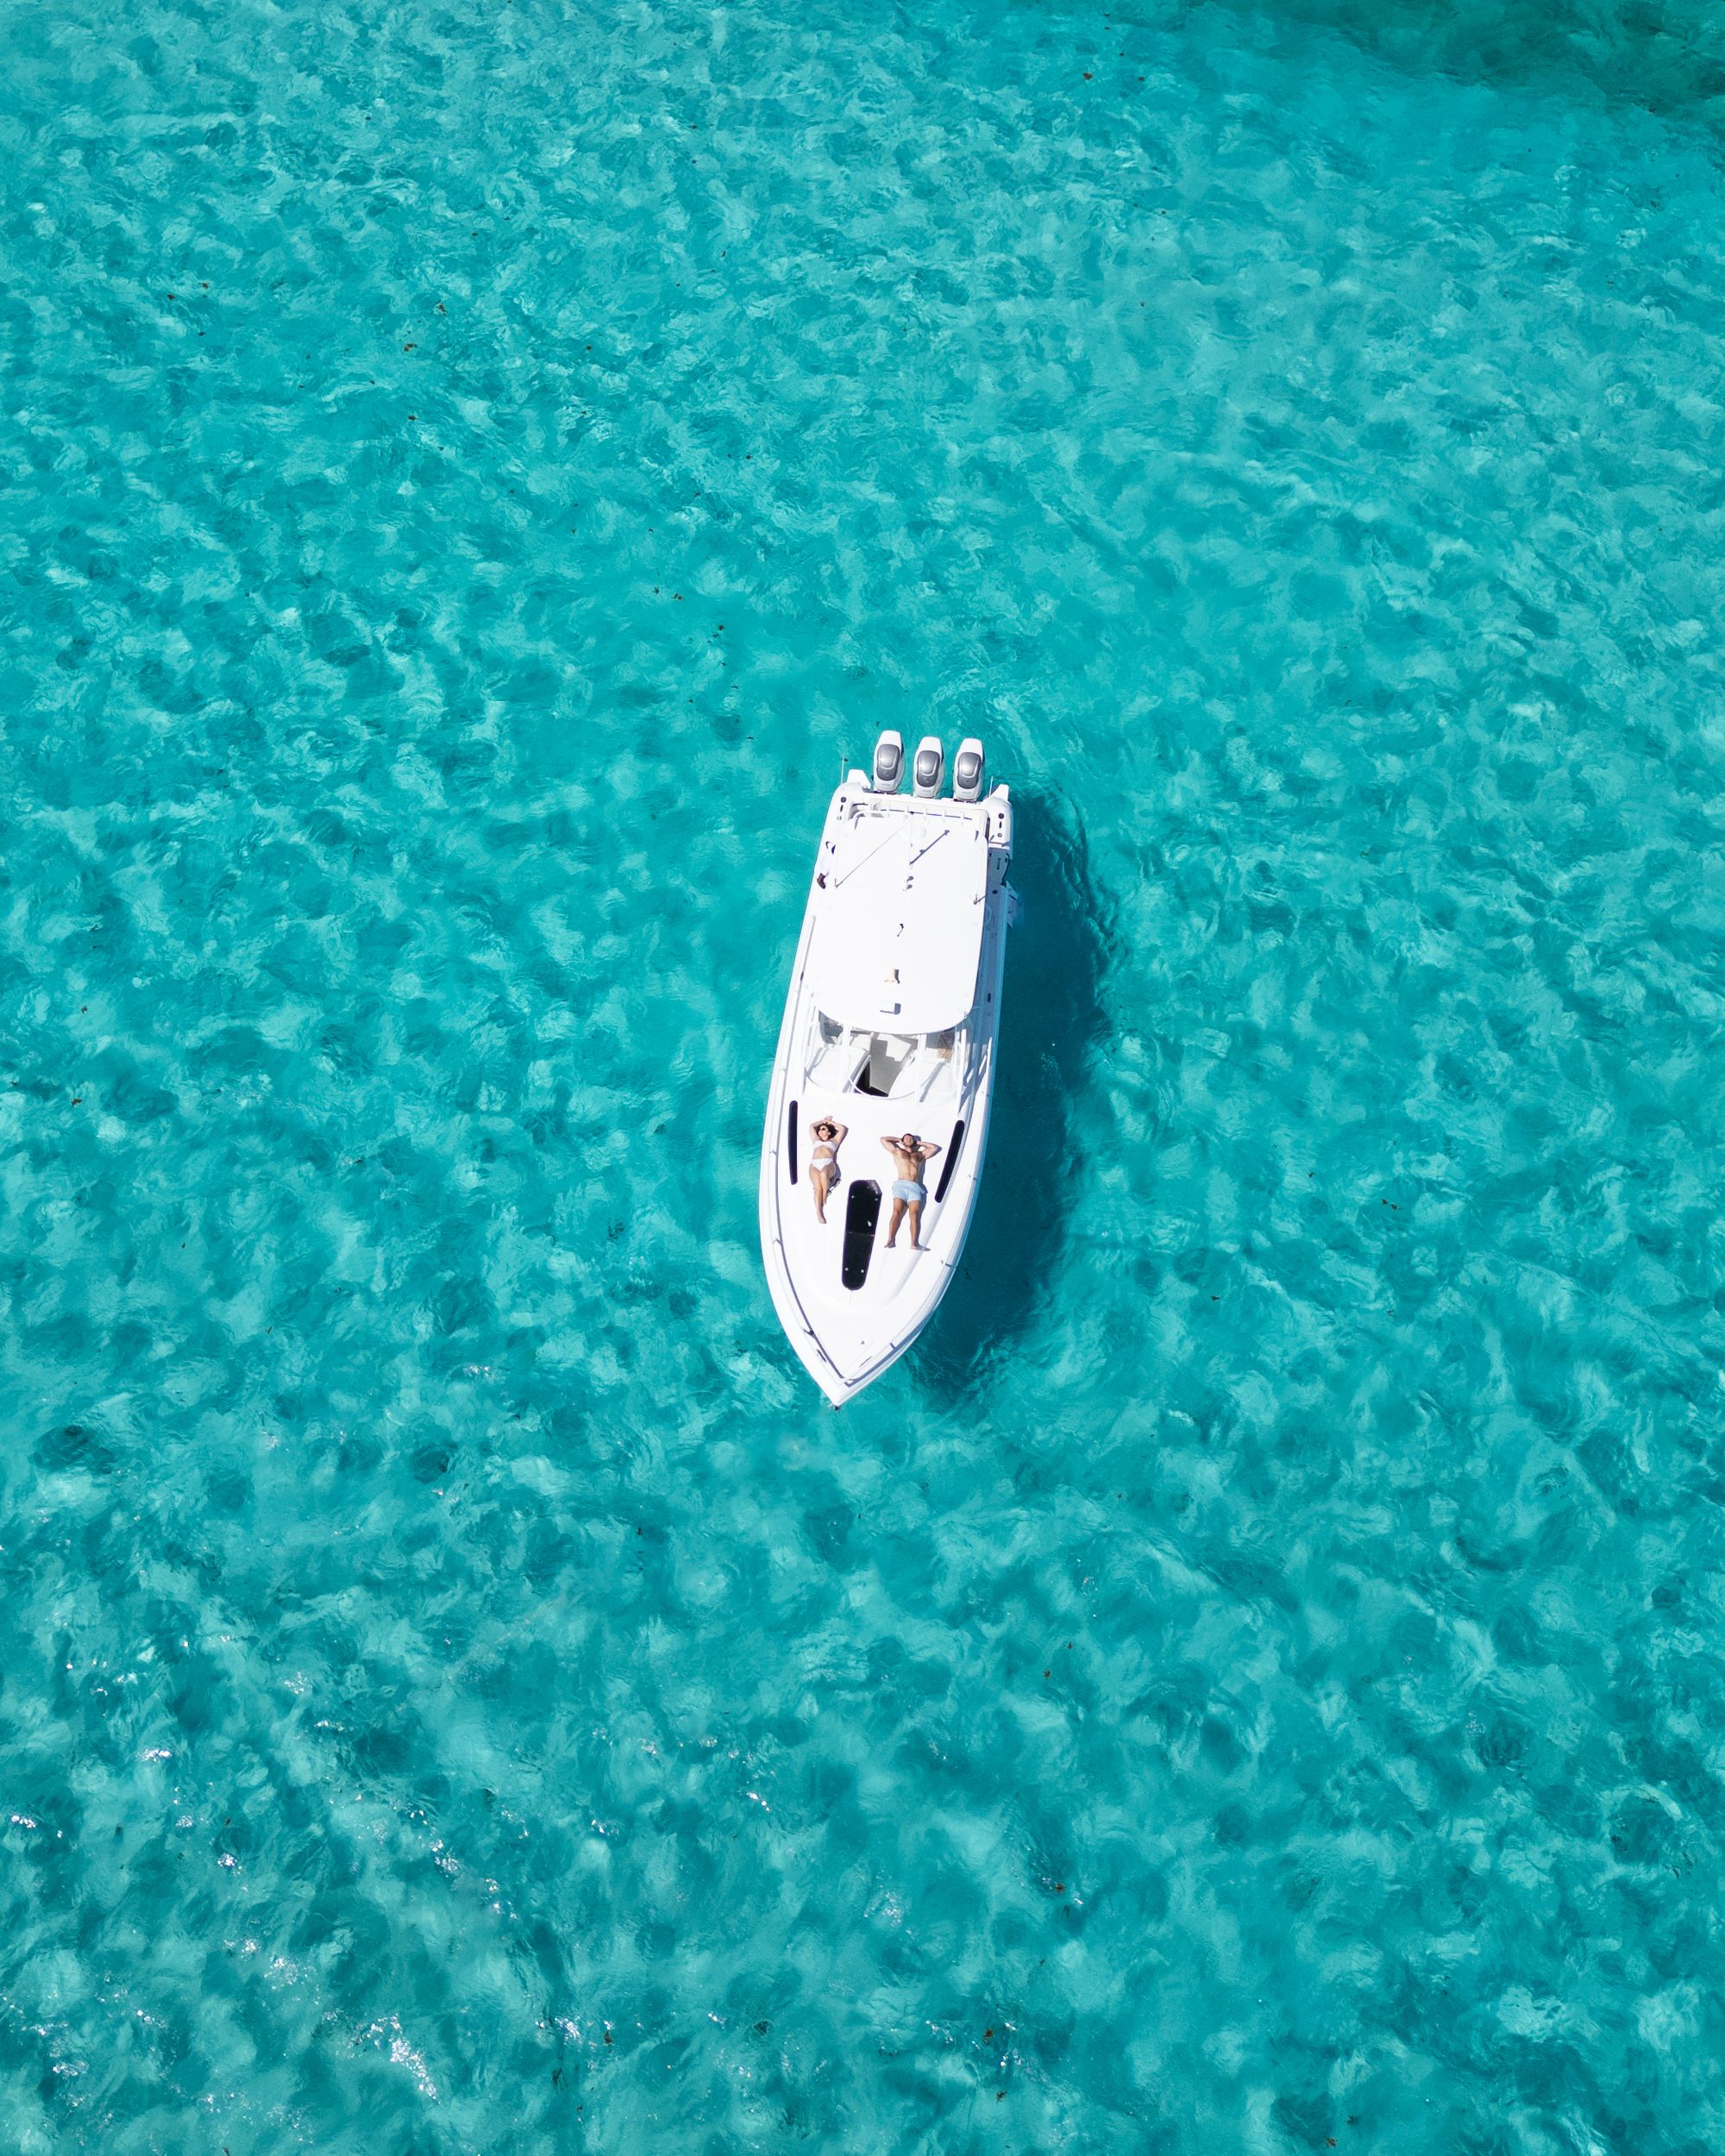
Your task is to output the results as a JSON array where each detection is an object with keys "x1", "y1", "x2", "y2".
[{"x1": 806, "y1": 810, "x2": 989, "y2": 1033}]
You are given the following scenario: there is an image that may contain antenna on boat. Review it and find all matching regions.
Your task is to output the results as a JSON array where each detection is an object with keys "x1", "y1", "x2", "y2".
[
  {"x1": 871, "y1": 730, "x2": 904, "y2": 792},
  {"x1": 951, "y1": 737, "x2": 985, "y2": 800},
  {"x1": 913, "y1": 736, "x2": 944, "y2": 799}
]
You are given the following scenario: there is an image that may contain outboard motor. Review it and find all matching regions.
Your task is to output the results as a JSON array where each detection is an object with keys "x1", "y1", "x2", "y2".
[
  {"x1": 913, "y1": 736, "x2": 944, "y2": 799},
  {"x1": 951, "y1": 736, "x2": 985, "y2": 801},
  {"x1": 871, "y1": 730, "x2": 904, "y2": 792}
]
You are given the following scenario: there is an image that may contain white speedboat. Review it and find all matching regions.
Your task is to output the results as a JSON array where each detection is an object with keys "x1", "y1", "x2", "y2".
[{"x1": 759, "y1": 730, "x2": 1018, "y2": 1405}]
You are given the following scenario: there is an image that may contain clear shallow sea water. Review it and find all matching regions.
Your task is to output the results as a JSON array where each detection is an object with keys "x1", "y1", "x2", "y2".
[{"x1": 4, "y1": 0, "x2": 1725, "y2": 2147}]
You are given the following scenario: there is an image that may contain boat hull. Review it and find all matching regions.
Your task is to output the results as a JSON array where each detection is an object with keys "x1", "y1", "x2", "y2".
[{"x1": 758, "y1": 775, "x2": 1013, "y2": 1405}]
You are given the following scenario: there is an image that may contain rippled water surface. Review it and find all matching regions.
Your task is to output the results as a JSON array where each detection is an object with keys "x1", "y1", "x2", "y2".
[{"x1": 5, "y1": 0, "x2": 1725, "y2": 2147}]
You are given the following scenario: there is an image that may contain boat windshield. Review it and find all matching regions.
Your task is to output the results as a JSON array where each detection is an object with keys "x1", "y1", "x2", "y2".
[{"x1": 804, "y1": 1011, "x2": 963, "y2": 1102}]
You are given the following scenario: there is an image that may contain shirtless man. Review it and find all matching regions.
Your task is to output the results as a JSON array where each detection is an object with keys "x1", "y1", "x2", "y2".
[{"x1": 880, "y1": 1131, "x2": 942, "y2": 1251}]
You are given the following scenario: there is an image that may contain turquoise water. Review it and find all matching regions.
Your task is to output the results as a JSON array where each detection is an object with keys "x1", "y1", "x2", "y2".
[{"x1": 5, "y1": 0, "x2": 1725, "y2": 2144}]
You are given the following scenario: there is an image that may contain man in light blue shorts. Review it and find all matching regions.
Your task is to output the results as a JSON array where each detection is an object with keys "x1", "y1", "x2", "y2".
[{"x1": 880, "y1": 1131, "x2": 943, "y2": 1252}]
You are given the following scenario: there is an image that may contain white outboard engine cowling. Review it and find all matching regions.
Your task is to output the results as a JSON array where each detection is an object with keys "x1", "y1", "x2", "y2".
[
  {"x1": 951, "y1": 736, "x2": 985, "y2": 801},
  {"x1": 871, "y1": 730, "x2": 904, "y2": 792},
  {"x1": 912, "y1": 736, "x2": 944, "y2": 799}
]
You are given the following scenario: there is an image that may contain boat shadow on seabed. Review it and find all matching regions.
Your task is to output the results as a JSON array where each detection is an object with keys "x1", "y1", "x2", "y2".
[{"x1": 917, "y1": 788, "x2": 1113, "y2": 1402}]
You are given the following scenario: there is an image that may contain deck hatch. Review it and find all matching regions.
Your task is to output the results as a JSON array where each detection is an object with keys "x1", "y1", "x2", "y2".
[{"x1": 841, "y1": 1180, "x2": 881, "y2": 1290}]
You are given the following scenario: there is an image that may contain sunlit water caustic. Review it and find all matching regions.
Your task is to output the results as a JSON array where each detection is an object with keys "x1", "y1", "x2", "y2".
[{"x1": 5, "y1": 0, "x2": 1725, "y2": 2147}]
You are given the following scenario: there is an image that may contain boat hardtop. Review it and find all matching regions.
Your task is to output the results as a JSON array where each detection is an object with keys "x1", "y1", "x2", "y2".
[
  {"x1": 758, "y1": 730, "x2": 1016, "y2": 1405},
  {"x1": 809, "y1": 805, "x2": 989, "y2": 1032}
]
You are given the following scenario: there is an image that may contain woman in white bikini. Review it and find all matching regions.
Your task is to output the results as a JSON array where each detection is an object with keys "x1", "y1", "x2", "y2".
[{"x1": 808, "y1": 1118, "x2": 847, "y2": 1223}]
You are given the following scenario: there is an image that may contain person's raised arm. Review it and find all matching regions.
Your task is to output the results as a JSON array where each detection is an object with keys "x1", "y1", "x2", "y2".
[
  {"x1": 831, "y1": 1122, "x2": 849, "y2": 1144},
  {"x1": 919, "y1": 1141, "x2": 943, "y2": 1161}
]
